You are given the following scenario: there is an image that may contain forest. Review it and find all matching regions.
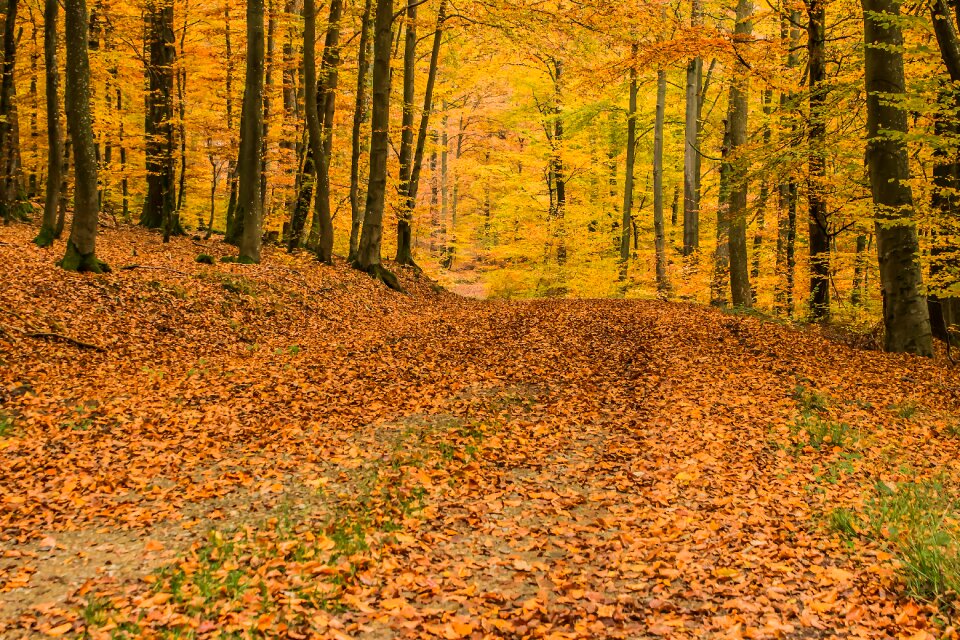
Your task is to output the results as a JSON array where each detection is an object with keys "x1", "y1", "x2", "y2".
[{"x1": 6, "y1": 0, "x2": 960, "y2": 637}]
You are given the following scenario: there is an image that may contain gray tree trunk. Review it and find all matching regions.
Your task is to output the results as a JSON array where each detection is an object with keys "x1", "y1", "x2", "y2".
[
  {"x1": 35, "y1": 0, "x2": 61, "y2": 246},
  {"x1": 61, "y1": 0, "x2": 107, "y2": 272},
  {"x1": 862, "y1": 0, "x2": 933, "y2": 355},
  {"x1": 618, "y1": 44, "x2": 638, "y2": 282},
  {"x1": 727, "y1": 0, "x2": 753, "y2": 308},
  {"x1": 808, "y1": 0, "x2": 830, "y2": 319},
  {"x1": 355, "y1": 0, "x2": 402, "y2": 290},
  {"x1": 653, "y1": 67, "x2": 670, "y2": 295},
  {"x1": 237, "y1": 0, "x2": 266, "y2": 263},
  {"x1": 348, "y1": 0, "x2": 372, "y2": 262},
  {"x1": 682, "y1": 0, "x2": 702, "y2": 257}
]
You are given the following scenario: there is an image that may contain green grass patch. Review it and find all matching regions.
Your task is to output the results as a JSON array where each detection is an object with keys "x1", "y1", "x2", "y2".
[
  {"x1": 867, "y1": 477, "x2": 960, "y2": 611},
  {"x1": 0, "y1": 412, "x2": 14, "y2": 437}
]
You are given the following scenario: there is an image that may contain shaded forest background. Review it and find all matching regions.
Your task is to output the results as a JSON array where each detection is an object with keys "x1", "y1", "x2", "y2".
[{"x1": 1, "y1": 0, "x2": 959, "y2": 350}]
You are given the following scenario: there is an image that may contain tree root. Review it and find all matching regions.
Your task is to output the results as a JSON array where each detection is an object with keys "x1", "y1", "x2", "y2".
[
  {"x1": 25, "y1": 332, "x2": 106, "y2": 352},
  {"x1": 120, "y1": 264, "x2": 189, "y2": 275},
  {"x1": 59, "y1": 241, "x2": 111, "y2": 273},
  {"x1": 33, "y1": 226, "x2": 57, "y2": 248},
  {"x1": 351, "y1": 260, "x2": 406, "y2": 293},
  {"x1": 0, "y1": 322, "x2": 105, "y2": 352}
]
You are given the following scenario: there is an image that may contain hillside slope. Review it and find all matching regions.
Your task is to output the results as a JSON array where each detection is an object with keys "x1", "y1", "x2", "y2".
[{"x1": 2, "y1": 223, "x2": 960, "y2": 638}]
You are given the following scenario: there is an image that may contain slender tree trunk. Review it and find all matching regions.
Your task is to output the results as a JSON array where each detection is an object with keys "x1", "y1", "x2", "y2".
[
  {"x1": 355, "y1": 0, "x2": 401, "y2": 290},
  {"x1": 750, "y1": 88, "x2": 773, "y2": 300},
  {"x1": 224, "y1": 5, "x2": 240, "y2": 243},
  {"x1": 711, "y1": 113, "x2": 733, "y2": 306},
  {"x1": 349, "y1": 0, "x2": 372, "y2": 261},
  {"x1": 851, "y1": 232, "x2": 868, "y2": 306},
  {"x1": 927, "y1": 0, "x2": 960, "y2": 340},
  {"x1": 862, "y1": 0, "x2": 933, "y2": 355},
  {"x1": 141, "y1": 0, "x2": 179, "y2": 241},
  {"x1": 727, "y1": 0, "x2": 753, "y2": 308},
  {"x1": 35, "y1": 0, "x2": 61, "y2": 246},
  {"x1": 236, "y1": 0, "x2": 266, "y2": 262},
  {"x1": 60, "y1": 0, "x2": 107, "y2": 271},
  {"x1": 261, "y1": 0, "x2": 275, "y2": 219},
  {"x1": 775, "y1": 9, "x2": 800, "y2": 316},
  {"x1": 682, "y1": 0, "x2": 702, "y2": 256},
  {"x1": 118, "y1": 87, "x2": 128, "y2": 220},
  {"x1": 0, "y1": 0, "x2": 25, "y2": 223},
  {"x1": 395, "y1": 0, "x2": 446, "y2": 266},
  {"x1": 176, "y1": 0, "x2": 188, "y2": 220},
  {"x1": 653, "y1": 67, "x2": 669, "y2": 295},
  {"x1": 394, "y1": 0, "x2": 417, "y2": 265},
  {"x1": 808, "y1": 0, "x2": 830, "y2": 319},
  {"x1": 309, "y1": 0, "x2": 342, "y2": 262},
  {"x1": 551, "y1": 59, "x2": 566, "y2": 265},
  {"x1": 439, "y1": 116, "x2": 451, "y2": 267},
  {"x1": 619, "y1": 44, "x2": 638, "y2": 282},
  {"x1": 671, "y1": 184, "x2": 679, "y2": 227}
]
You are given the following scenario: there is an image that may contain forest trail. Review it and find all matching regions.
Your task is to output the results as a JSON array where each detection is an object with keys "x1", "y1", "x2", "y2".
[{"x1": 2, "y1": 223, "x2": 960, "y2": 638}]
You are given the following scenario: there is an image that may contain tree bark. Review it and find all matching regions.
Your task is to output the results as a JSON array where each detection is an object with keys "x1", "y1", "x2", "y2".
[
  {"x1": 394, "y1": 0, "x2": 418, "y2": 266},
  {"x1": 236, "y1": 0, "x2": 266, "y2": 263},
  {"x1": 682, "y1": 0, "x2": 702, "y2": 256},
  {"x1": 653, "y1": 67, "x2": 670, "y2": 295},
  {"x1": 349, "y1": 0, "x2": 373, "y2": 261},
  {"x1": 727, "y1": 0, "x2": 753, "y2": 308},
  {"x1": 619, "y1": 44, "x2": 637, "y2": 282},
  {"x1": 355, "y1": 0, "x2": 402, "y2": 290},
  {"x1": 60, "y1": 0, "x2": 107, "y2": 272},
  {"x1": 808, "y1": 0, "x2": 830, "y2": 320},
  {"x1": 862, "y1": 0, "x2": 933, "y2": 355},
  {"x1": 0, "y1": 0, "x2": 26, "y2": 223},
  {"x1": 711, "y1": 113, "x2": 733, "y2": 306},
  {"x1": 35, "y1": 0, "x2": 61, "y2": 247},
  {"x1": 141, "y1": 0, "x2": 179, "y2": 241}
]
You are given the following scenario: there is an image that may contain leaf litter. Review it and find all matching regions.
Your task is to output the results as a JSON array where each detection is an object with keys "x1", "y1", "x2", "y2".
[{"x1": 2, "y1": 223, "x2": 960, "y2": 638}]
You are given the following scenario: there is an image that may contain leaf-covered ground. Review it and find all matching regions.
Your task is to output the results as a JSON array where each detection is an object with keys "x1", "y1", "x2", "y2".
[{"x1": 3, "y1": 223, "x2": 960, "y2": 639}]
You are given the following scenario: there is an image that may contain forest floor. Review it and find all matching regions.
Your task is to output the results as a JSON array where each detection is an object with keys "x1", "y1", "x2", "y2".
[{"x1": 2, "y1": 223, "x2": 960, "y2": 639}]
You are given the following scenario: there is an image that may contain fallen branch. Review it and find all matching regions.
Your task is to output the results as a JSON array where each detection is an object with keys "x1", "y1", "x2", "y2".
[
  {"x1": 0, "y1": 321, "x2": 106, "y2": 352},
  {"x1": 120, "y1": 264, "x2": 189, "y2": 276},
  {"x1": 25, "y1": 332, "x2": 106, "y2": 352}
]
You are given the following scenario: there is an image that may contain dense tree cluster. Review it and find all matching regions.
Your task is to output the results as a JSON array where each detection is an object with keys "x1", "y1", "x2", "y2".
[{"x1": 2, "y1": 0, "x2": 959, "y2": 354}]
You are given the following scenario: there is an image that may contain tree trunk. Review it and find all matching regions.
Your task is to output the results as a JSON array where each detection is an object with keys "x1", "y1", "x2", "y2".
[
  {"x1": 355, "y1": 0, "x2": 401, "y2": 290},
  {"x1": 711, "y1": 113, "x2": 733, "y2": 306},
  {"x1": 808, "y1": 0, "x2": 830, "y2": 319},
  {"x1": 927, "y1": 0, "x2": 960, "y2": 341},
  {"x1": 176, "y1": 0, "x2": 188, "y2": 222},
  {"x1": 862, "y1": 0, "x2": 933, "y2": 355},
  {"x1": 851, "y1": 232, "x2": 868, "y2": 306},
  {"x1": 260, "y1": 0, "x2": 275, "y2": 219},
  {"x1": 682, "y1": 0, "x2": 702, "y2": 256},
  {"x1": 619, "y1": 44, "x2": 638, "y2": 282},
  {"x1": 60, "y1": 0, "x2": 107, "y2": 272},
  {"x1": 309, "y1": 0, "x2": 342, "y2": 262},
  {"x1": 727, "y1": 0, "x2": 752, "y2": 308},
  {"x1": 751, "y1": 88, "x2": 773, "y2": 300},
  {"x1": 396, "y1": 0, "x2": 446, "y2": 266},
  {"x1": 653, "y1": 67, "x2": 669, "y2": 295},
  {"x1": 141, "y1": 0, "x2": 179, "y2": 241},
  {"x1": 551, "y1": 59, "x2": 566, "y2": 265},
  {"x1": 236, "y1": 0, "x2": 266, "y2": 263},
  {"x1": 0, "y1": 0, "x2": 25, "y2": 223},
  {"x1": 394, "y1": 0, "x2": 417, "y2": 266},
  {"x1": 775, "y1": 8, "x2": 800, "y2": 316},
  {"x1": 35, "y1": 0, "x2": 61, "y2": 247},
  {"x1": 349, "y1": 0, "x2": 372, "y2": 261}
]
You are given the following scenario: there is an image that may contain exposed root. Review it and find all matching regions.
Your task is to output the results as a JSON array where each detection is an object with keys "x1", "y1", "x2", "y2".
[
  {"x1": 58, "y1": 241, "x2": 111, "y2": 274},
  {"x1": 351, "y1": 260, "x2": 406, "y2": 293}
]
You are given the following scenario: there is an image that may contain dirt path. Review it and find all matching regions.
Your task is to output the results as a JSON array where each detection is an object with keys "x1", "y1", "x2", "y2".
[{"x1": 2, "y1": 224, "x2": 960, "y2": 638}]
